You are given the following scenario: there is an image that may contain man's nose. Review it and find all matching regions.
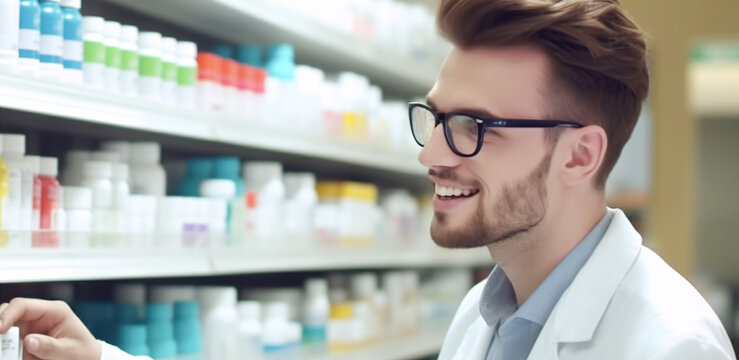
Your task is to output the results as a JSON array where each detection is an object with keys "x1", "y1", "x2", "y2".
[{"x1": 418, "y1": 123, "x2": 461, "y2": 169}]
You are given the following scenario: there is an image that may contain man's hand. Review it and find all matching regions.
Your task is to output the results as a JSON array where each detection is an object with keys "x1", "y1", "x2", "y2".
[{"x1": 0, "y1": 298, "x2": 102, "y2": 360}]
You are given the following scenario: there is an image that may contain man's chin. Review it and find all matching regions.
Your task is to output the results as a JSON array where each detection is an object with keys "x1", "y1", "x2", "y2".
[{"x1": 429, "y1": 220, "x2": 488, "y2": 249}]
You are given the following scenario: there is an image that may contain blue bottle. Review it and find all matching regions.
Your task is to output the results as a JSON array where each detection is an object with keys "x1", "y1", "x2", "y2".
[
  {"x1": 264, "y1": 43, "x2": 295, "y2": 80},
  {"x1": 236, "y1": 44, "x2": 262, "y2": 67},
  {"x1": 178, "y1": 157, "x2": 214, "y2": 197},
  {"x1": 118, "y1": 324, "x2": 150, "y2": 356},
  {"x1": 213, "y1": 156, "x2": 244, "y2": 195},
  {"x1": 173, "y1": 301, "x2": 202, "y2": 355},
  {"x1": 18, "y1": 0, "x2": 41, "y2": 69},
  {"x1": 147, "y1": 303, "x2": 178, "y2": 359},
  {"x1": 39, "y1": 0, "x2": 64, "y2": 74},
  {"x1": 60, "y1": 0, "x2": 82, "y2": 79},
  {"x1": 211, "y1": 44, "x2": 234, "y2": 59}
]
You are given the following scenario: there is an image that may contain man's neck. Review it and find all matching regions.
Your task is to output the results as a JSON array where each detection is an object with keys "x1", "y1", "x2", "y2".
[{"x1": 487, "y1": 201, "x2": 606, "y2": 307}]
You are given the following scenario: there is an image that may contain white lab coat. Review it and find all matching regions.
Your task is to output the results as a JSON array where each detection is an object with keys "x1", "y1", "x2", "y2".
[{"x1": 438, "y1": 209, "x2": 736, "y2": 360}]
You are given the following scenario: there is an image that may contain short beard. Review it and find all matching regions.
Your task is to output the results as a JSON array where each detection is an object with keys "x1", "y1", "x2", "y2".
[{"x1": 430, "y1": 152, "x2": 552, "y2": 248}]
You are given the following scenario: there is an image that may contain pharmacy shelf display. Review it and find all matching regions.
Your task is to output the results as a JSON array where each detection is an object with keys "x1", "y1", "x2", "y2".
[
  {"x1": 0, "y1": 71, "x2": 425, "y2": 177},
  {"x1": 98, "y1": 0, "x2": 437, "y2": 99},
  {"x1": 0, "y1": 246, "x2": 491, "y2": 283},
  {"x1": 690, "y1": 62, "x2": 739, "y2": 118}
]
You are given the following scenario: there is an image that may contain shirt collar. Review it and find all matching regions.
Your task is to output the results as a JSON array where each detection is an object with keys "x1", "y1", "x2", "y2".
[{"x1": 480, "y1": 209, "x2": 615, "y2": 327}]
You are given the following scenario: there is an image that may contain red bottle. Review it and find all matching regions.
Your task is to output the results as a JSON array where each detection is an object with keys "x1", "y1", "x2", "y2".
[{"x1": 37, "y1": 157, "x2": 61, "y2": 247}]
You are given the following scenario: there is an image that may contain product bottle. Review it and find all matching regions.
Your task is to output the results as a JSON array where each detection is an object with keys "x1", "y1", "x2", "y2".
[
  {"x1": 283, "y1": 172, "x2": 318, "y2": 244},
  {"x1": 38, "y1": 156, "x2": 61, "y2": 247},
  {"x1": 128, "y1": 142, "x2": 166, "y2": 196},
  {"x1": 103, "y1": 20, "x2": 121, "y2": 91},
  {"x1": 25, "y1": 155, "x2": 42, "y2": 232},
  {"x1": 160, "y1": 36, "x2": 177, "y2": 103},
  {"x1": 145, "y1": 303, "x2": 177, "y2": 359},
  {"x1": 117, "y1": 324, "x2": 149, "y2": 356},
  {"x1": 80, "y1": 160, "x2": 112, "y2": 236},
  {"x1": 0, "y1": 0, "x2": 20, "y2": 67},
  {"x1": 200, "y1": 179, "x2": 235, "y2": 247},
  {"x1": 264, "y1": 43, "x2": 296, "y2": 128},
  {"x1": 237, "y1": 301, "x2": 264, "y2": 360},
  {"x1": 176, "y1": 41, "x2": 197, "y2": 107},
  {"x1": 0, "y1": 137, "x2": 9, "y2": 247},
  {"x1": 82, "y1": 16, "x2": 105, "y2": 87},
  {"x1": 302, "y1": 278, "x2": 330, "y2": 349},
  {"x1": 137, "y1": 31, "x2": 162, "y2": 100},
  {"x1": 18, "y1": 0, "x2": 41, "y2": 72},
  {"x1": 243, "y1": 161, "x2": 285, "y2": 245},
  {"x1": 110, "y1": 163, "x2": 129, "y2": 233},
  {"x1": 177, "y1": 157, "x2": 212, "y2": 197},
  {"x1": 197, "y1": 287, "x2": 238, "y2": 360},
  {"x1": 62, "y1": 185, "x2": 92, "y2": 248},
  {"x1": 38, "y1": 0, "x2": 63, "y2": 77},
  {"x1": 196, "y1": 52, "x2": 224, "y2": 112},
  {"x1": 60, "y1": 0, "x2": 82, "y2": 83},
  {"x1": 100, "y1": 140, "x2": 130, "y2": 163},
  {"x1": 262, "y1": 301, "x2": 291, "y2": 354},
  {"x1": 119, "y1": 25, "x2": 139, "y2": 95},
  {"x1": 1, "y1": 326, "x2": 21, "y2": 360},
  {"x1": 223, "y1": 58, "x2": 240, "y2": 115},
  {"x1": 60, "y1": 149, "x2": 88, "y2": 186},
  {"x1": 173, "y1": 301, "x2": 202, "y2": 357},
  {"x1": 351, "y1": 272, "x2": 380, "y2": 343},
  {"x1": 1, "y1": 134, "x2": 32, "y2": 246}
]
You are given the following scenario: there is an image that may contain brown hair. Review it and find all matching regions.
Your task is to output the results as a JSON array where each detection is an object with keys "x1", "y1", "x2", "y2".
[{"x1": 437, "y1": 0, "x2": 649, "y2": 187}]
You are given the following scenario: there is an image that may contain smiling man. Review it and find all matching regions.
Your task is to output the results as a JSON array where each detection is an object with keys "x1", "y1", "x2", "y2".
[{"x1": 410, "y1": 0, "x2": 736, "y2": 359}]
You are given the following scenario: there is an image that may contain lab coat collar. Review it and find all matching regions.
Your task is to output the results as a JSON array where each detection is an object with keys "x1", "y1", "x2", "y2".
[{"x1": 532, "y1": 208, "x2": 642, "y2": 352}]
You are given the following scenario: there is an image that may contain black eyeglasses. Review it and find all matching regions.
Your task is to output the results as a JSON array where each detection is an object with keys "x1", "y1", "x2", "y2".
[{"x1": 408, "y1": 102, "x2": 583, "y2": 157}]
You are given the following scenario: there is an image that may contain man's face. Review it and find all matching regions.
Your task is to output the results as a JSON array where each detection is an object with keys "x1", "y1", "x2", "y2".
[{"x1": 419, "y1": 46, "x2": 556, "y2": 248}]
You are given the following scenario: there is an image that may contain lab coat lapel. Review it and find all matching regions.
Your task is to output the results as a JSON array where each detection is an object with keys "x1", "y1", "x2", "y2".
[
  {"x1": 453, "y1": 317, "x2": 495, "y2": 360},
  {"x1": 527, "y1": 209, "x2": 642, "y2": 359}
]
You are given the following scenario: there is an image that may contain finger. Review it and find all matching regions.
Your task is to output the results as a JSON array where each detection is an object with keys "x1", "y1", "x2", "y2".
[
  {"x1": 0, "y1": 298, "x2": 66, "y2": 334},
  {"x1": 24, "y1": 334, "x2": 69, "y2": 360}
]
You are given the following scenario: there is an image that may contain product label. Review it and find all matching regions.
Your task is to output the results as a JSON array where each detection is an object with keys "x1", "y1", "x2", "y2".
[
  {"x1": 63, "y1": 40, "x2": 83, "y2": 69},
  {"x1": 120, "y1": 49, "x2": 139, "y2": 71},
  {"x1": 39, "y1": 34, "x2": 63, "y2": 63},
  {"x1": 177, "y1": 66, "x2": 197, "y2": 86},
  {"x1": 161, "y1": 61, "x2": 177, "y2": 82},
  {"x1": 18, "y1": 29, "x2": 40, "y2": 58},
  {"x1": 83, "y1": 41, "x2": 104, "y2": 64},
  {"x1": 139, "y1": 55, "x2": 161, "y2": 78},
  {"x1": 105, "y1": 46, "x2": 121, "y2": 68},
  {"x1": 0, "y1": 2, "x2": 20, "y2": 52}
]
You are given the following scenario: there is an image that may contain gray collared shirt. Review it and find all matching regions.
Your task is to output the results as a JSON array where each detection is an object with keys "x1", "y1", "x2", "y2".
[{"x1": 481, "y1": 209, "x2": 615, "y2": 360}]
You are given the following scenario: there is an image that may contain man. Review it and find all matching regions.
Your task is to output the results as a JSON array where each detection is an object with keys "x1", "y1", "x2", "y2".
[{"x1": 0, "y1": 0, "x2": 735, "y2": 359}]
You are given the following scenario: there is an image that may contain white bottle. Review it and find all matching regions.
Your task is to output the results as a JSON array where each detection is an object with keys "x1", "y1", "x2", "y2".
[
  {"x1": 25, "y1": 155, "x2": 41, "y2": 231},
  {"x1": 200, "y1": 179, "x2": 235, "y2": 245},
  {"x1": 176, "y1": 41, "x2": 197, "y2": 107},
  {"x1": 126, "y1": 194, "x2": 156, "y2": 244},
  {"x1": 237, "y1": 301, "x2": 264, "y2": 360},
  {"x1": 302, "y1": 278, "x2": 330, "y2": 349},
  {"x1": 89, "y1": 150, "x2": 120, "y2": 163},
  {"x1": 111, "y1": 163, "x2": 129, "y2": 233},
  {"x1": 262, "y1": 301, "x2": 290, "y2": 354},
  {"x1": 198, "y1": 286, "x2": 238, "y2": 360},
  {"x1": 82, "y1": 16, "x2": 105, "y2": 87},
  {"x1": 80, "y1": 160, "x2": 112, "y2": 234},
  {"x1": 62, "y1": 186, "x2": 92, "y2": 248},
  {"x1": 129, "y1": 142, "x2": 166, "y2": 196},
  {"x1": 243, "y1": 162, "x2": 285, "y2": 245},
  {"x1": 119, "y1": 25, "x2": 139, "y2": 96},
  {"x1": 138, "y1": 31, "x2": 162, "y2": 100},
  {"x1": 100, "y1": 140, "x2": 130, "y2": 163},
  {"x1": 61, "y1": 150, "x2": 89, "y2": 186},
  {"x1": 351, "y1": 272, "x2": 380, "y2": 342},
  {"x1": 103, "y1": 20, "x2": 121, "y2": 91},
  {"x1": 1, "y1": 326, "x2": 20, "y2": 360},
  {"x1": 160, "y1": 36, "x2": 177, "y2": 104},
  {"x1": 283, "y1": 172, "x2": 318, "y2": 245},
  {"x1": 0, "y1": 0, "x2": 20, "y2": 68},
  {"x1": 1, "y1": 135, "x2": 32, "y2": 246}
]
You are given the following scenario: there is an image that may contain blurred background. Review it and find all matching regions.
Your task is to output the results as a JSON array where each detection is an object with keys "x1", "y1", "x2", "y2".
[{"x1": 0, "y1": 0, "x2": 736, "y2": 359}]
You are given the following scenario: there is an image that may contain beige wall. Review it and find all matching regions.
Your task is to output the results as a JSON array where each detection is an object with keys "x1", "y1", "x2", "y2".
[{"x1": 621, "y1": 0, "x2": 739, "y2": 278}]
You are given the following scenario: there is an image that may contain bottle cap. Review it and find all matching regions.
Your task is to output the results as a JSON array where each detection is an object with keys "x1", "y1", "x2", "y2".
[
  {"x1": 237, "y1": 301, "x2": 261, "y2": 322},
  {"x1": 65, "y1": 150, "x2": 89, "y2": 167},
  {"x1": 237, "y1": 64, "x2": 252, "y2": 91},
  {"x1": 63, "y1": 186, "x2": 92, "y2": 209},
  {"x1": 40, "y1": 157, "x2": 58, "y2": 177},
  {"x1": 121, "y1": 25, "x2": 139, "y2": 44},
  {"x1": 138, "y1": 32, "x2": 162, "y2": 51},
  {"x1": 82, "y1": 16, "x2": 105, "y2": 35},
  {"x1": 100, "y1": 141, "x2": 130, "y2": 163},
  {"x1": 105, "y1": 21, "x2": 121, "y2": 40},
  {"x1": 197, "y1": 286, "x2": 237, "y2": 310},
  {"x1": 129, "y1": 142, "x2": 161, "y2": 165},
  {"x1": 185, "y1": 157, "x2": 213, "y2": 178},
  {"x1": 147, "y1": 303, "x2": 174, "y2": 322},
  {"x1": 25, "y1": 155, "x2": 41, "y2": 174},
  {"x1": 197, "y1": 52, "x2": 223, "y2": 82},
  {"x1": 90, "y1": 151, "x2": 121, "y2": 163},
  {"x1": 83, "y1": 161, "x2": 112, "y2": 179},
  {"x1": 305, "y1": 278, "x2": 328, "y2": 296},
  {"x1": 114, "y1": 283, "x2": 146, "y2": 304},
  {"x1": 200, "y1": 179, "x2": 236, "y2": 199},
  {"x1": 252, "y1": 68, "x2": 267, "y2": 94},
  {"x1": 243, "y1": 161, "x2": 283, "y2": 190},
  {"x1": 112, "y1": 163, "x2": 129, "y2": 181},
  {"x1": 176, "y1": 41, "x2": 197, "y2": 59},
  {"x1": 149, "y1": 285, "x2": 197, "y2": 303},
  {"x1": 210, "y1": 44, "x2": 233, "y2": 59},
  {"x1": 266, "y1": 43, "x2": 294, "y2": 60},
  {"x1": 212, "y1": 156, "x2": 240, "y2": 178},
  {"x1": 284, "y1": 172, "x2": 316, "y2": 198},
  {"x1": 161, "y1": 37, "x2": 177, "y2": 56},
  {"x1": 236, "y1": 45, "x2": 262, "y2": 67},
  {"x1": 60, "y1": 0, "x2": 81, "y2": 9},
  {"x1": 173, "y1": 301, "x2": 200, "y2": 320},
  {"x1": 222, "y1": 59, "x2": 239, "y2": 87},
  {"x1": 1, "y1": 134, "x2": 25, "y2": 155}
]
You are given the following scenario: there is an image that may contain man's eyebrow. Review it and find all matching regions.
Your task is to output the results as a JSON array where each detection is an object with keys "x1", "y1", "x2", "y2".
[{"x1": 425, "y1": 97, "x2": 502, "y2": 119}]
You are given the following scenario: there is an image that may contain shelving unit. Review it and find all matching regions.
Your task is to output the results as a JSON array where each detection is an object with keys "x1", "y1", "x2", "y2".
[
  {"x1": 0, "y1": 245, "x2": 491, "y2": 283},
  {"x1": 98, "y1": 0, "x2": 437, "y2": 99}
]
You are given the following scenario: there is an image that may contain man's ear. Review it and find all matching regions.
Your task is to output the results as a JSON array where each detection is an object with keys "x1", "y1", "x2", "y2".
[{"x1": 558, "y1": 125, "x2": 608, "y2": 186}]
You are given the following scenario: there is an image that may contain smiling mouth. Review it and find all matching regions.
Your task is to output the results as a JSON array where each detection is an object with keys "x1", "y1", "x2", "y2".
[{"x1": 435, "y1": 184, "x2": 480, "y2": 199}]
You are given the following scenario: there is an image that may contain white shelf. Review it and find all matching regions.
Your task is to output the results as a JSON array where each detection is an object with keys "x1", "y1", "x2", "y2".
[
  {"x1": 295, "y1": 326, "x2": 449, "y2": 360},
  {"x1": 690, "y1": 62, "x2": 739, "y2": 118},
  {"x1": 0, "y1": 71, "x2": 425, "y2": 177},
  {"x1": 99, "y1": 0, "x2": 437, "y2": 98},
  {"x1": 0, "y1": 245, "x2": 491, "y2": 283}
]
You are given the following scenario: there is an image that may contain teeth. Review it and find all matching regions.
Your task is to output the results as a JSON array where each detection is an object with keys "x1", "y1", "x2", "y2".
[{"x1": 435, "y1": 184, "x2": 475, "y2": 197}]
